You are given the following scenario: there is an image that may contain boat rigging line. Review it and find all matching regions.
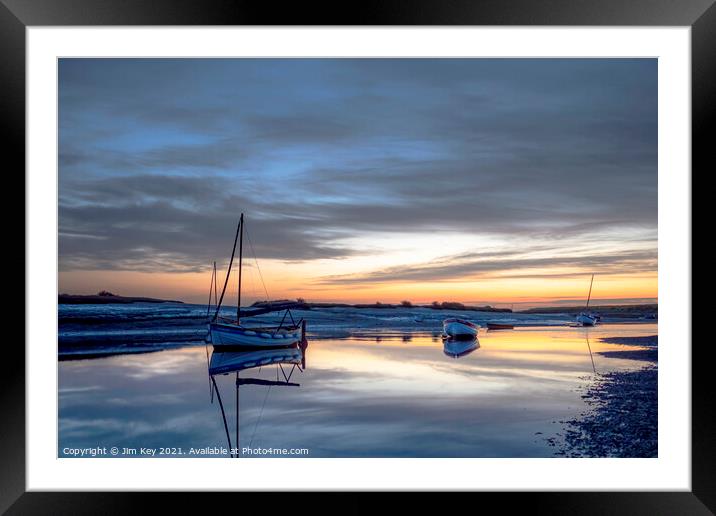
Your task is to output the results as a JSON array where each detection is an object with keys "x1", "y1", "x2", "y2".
[
  {"x1": 244, "y1": 225, "x2": 270, "y2": 302},
  {"x1": 247, "y1": 382, "x2": 272, "y2": 450}
]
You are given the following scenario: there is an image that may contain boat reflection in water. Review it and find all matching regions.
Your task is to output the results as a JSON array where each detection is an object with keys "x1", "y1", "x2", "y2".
[
  {"x1": 443, "y1": 337, "x2": 480, "y2": 358},
  {"x1": 585, "y1": 330, "x2": 596, "y2": 374},
  {"x1": 207, "y1": 338, "x2": 308, "y2": 458}
]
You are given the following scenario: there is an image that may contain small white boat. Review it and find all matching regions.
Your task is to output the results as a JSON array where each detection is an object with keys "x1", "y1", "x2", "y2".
[
  {"x1": 576, "y1": 312, "x2": 598, "y2": 327},
  {"x1": 443, "y1": 318, "x2": 479, "y2": 339},
  {"x1": 206, "y1": 213, "x2": 306, "y2": 348},
  {"x1": 443, "y1": 337, "x2": 480, "y2": 358},
  {"x1": 575, "y1": 274, "x2": 599, "y2": 327}
]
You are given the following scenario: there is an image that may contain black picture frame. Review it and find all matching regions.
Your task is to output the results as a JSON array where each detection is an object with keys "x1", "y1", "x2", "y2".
[{"x1": 3, "y1": 0, "x2": 710, "y2": 513}]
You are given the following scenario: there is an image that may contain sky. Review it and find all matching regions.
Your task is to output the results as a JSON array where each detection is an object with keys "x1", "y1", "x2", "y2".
[{"x1": 58, "y1": 58, "x2": 657, "y2": 306}]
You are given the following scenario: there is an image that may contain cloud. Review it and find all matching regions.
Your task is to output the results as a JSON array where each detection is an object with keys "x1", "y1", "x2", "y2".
[
  {"x1": 58, "y1": 58, "x2": 657, "y2": 278},
  {"x1": 59, "y1": 175, "x2": 364, "y2": 271},
  {"x1": 314, "y1": 248, "x2": 657, "y2": 285}
]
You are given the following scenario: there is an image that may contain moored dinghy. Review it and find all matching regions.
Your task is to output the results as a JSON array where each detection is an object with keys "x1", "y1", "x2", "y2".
[
  {"x1": 206, "y1": 213, "x2": 306, "y2": 348},
  {"x1": 576, "y1": 313, "x2": 598, "y2": 327},
  {"x1": 486, "y1": 322, "x2": 514, "y2": 330},
  {"x1": 442, "y1": 318, "x2": 479, "y2": 339}
]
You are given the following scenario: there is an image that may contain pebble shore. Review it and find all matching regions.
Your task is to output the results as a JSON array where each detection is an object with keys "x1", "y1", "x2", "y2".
[{"x1": 551, "y1": 335, "x2": 658, "y2": 458}]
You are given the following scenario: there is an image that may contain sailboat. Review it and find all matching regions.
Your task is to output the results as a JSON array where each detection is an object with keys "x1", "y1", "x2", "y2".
[
  {"x1": 576, "y1": 274, "x2": 598, "y2": 327},
  {"x1": 207, "y1": 213, "x2": 306, "y2": 347}
]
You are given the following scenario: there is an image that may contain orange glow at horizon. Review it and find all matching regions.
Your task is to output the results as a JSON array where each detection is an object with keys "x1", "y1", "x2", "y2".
[
  {"x1": 59, "y1": 264, "x2": 657, "y2": 307},
  {"x1": 57, "y1": 226, "x2": 658, "y2": 307}
]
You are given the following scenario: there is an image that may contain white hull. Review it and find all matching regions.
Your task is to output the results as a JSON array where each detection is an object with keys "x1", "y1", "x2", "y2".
[
  {"x1": 443, "y1": 319, "x2": 478, "y2": 338},
  {"x1": 576, "y1": 313, "x2": 597, "y2": 327},
  {"x1": 209, "y1": 322, "x2": 301, "y2": 347}
]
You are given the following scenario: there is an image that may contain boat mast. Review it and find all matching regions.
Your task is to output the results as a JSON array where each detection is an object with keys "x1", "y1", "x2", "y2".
[
  {"x1": 213, "y1": 261, "x2": 218, "y2": 306},
  {"x1": 585, "y1": 274, "x2": 594, "y2": 311},
  {"x1": 206, "y1": 262, "x2": 216, "y2": 318},
  {"x1": 237, "y1": 213, "x2": 244, "y2": 323},
  {"x1": 212, "y1": 215, "x2": 243, "y2": 322}
]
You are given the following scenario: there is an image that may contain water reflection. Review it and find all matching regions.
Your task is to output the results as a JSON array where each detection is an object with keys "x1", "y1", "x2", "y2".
[
  {"x1": 208, "y1": 339, "x2": 308, "y2": 458},
  {"x1": 58, "y1": 324, "x2": 656, "y2": 458},
  {"x1": 585, "y1": 331, "x2": 597, "y2": 374},
  {"x1": 443, "y1": 337, "x2": 480, "y2": 358}
]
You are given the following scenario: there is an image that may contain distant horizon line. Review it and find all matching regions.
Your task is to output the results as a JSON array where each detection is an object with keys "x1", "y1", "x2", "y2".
[{"x1": 59, "y1": 291, "x2": 657, "y2": 308}]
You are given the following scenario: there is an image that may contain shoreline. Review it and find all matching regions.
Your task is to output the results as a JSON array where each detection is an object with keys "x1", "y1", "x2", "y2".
[
  {"x1": 555, "y1": 334, "x2": 658, "y2": 457},
  {"x1": 521, "y1": 304, "x2": 657, "y2": 319},
  {"x1": 59, "y1": 295, "x2": 658, "y2": 320},
  {"x1": 59, "y1": 294, "x2": 184, "y2": 305}
]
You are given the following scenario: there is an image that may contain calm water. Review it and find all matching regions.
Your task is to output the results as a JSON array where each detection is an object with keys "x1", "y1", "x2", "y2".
[
  {"x1": 58, "y1": 322, "x2": 656, "y2": 458},
  {"x1": 58, "y1": 302, "x2": 584, "y2": 359}
]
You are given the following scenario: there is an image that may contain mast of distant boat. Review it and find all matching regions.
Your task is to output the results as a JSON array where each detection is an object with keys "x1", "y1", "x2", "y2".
[
  {"x1": 237, "y1": 213, "x2": 244, "y2": 323},
  {"x1": 585, "y1": 274, "x2": 594, "y2": 311}
]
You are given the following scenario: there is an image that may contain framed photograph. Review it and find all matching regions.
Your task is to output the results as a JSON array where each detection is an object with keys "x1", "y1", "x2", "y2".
[{"x1": 5, "y1": 0, "x2": 711, "y2": 512}]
